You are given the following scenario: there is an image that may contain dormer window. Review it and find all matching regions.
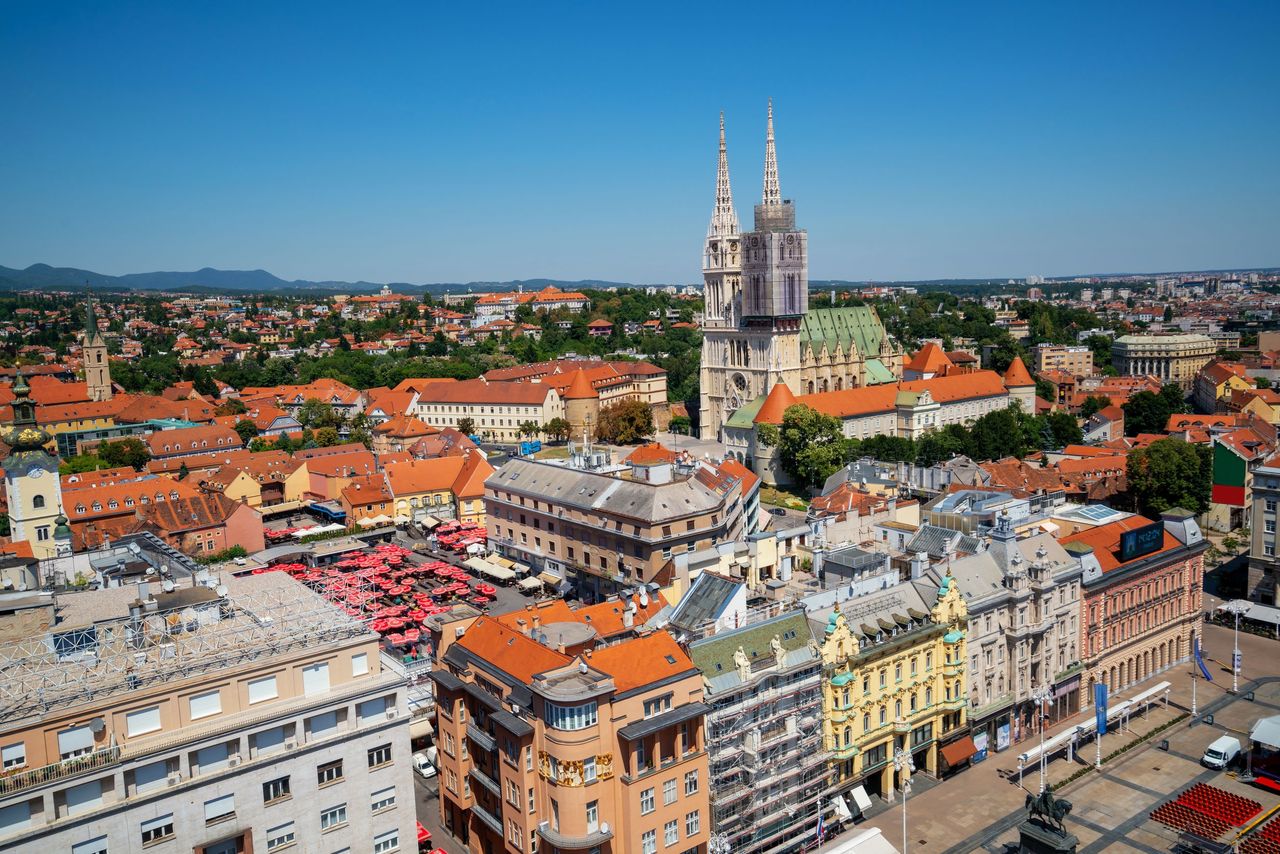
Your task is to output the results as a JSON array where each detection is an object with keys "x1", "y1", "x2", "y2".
[
  {"x1": 170, "y1": 491, "x2": 179, "y2": 500},
  {"x1": 108, "y1": 500, "x2": 118, "y2": 510},
  {"x1": 91, "y1": 502, "x2": 102, "y2": 512}
]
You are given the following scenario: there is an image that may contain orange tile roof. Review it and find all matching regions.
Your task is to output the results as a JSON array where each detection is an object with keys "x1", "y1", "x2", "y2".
[
  {"x1": 800, "y1": 371, "x2": 1008, "y2": 419},
  {"x1": 625, "y1": 442, "x2": 678, "y2": 466},
  {"x1": 145, "y1": 425, "x2": 243, "y2": 458},
  {"x1": 384, "y1": 452, "x2": 494, "y2": 500},
  {"x1": 586, "y1": 630, "x2": 695, "y2": 693},
  {"x1": 410, "y1": 378, "x2": 557, "y2": 405},
  {"x1": 562, "y1": 369, "x2": 599, "y2": 400},
  {"x1": 905, "y1": 342, "x2": 954, "y2": 375},
  {"x1": 64, "y1": 478, "x2": 205, "y2": 521},
  {"x1": 716, "y1": 457, "x2": 760, "y2": 495},
  {"x1": 456, "y1": 617, "x2": 570, "y2": 684},
  {"x1": 1003, "y1": 355, "x2": 1035, "y2": 387},
  {"x1": 1166, "y1": 413, "x2": 1240, "y2": 431},
  {"x1": 755, "y1": 383, "x2": 799, "y2": 425},
  {"x1": 1059, "y1": 514, "x2": 1180, "y2": 573},
  {"x1": 1059, "y1": 445, "x2": 1126, "y2": 458},
  {"x1": 373, "y1": 412, "x2": 437, "y2": 439}
]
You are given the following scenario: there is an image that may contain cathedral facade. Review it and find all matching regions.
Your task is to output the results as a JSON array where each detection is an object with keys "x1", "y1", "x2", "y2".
[{"x1": 698, "y1": 103, "x2": 901, "y2": 440}]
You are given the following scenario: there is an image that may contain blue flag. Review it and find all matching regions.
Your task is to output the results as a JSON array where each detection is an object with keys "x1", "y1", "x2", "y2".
[
  {"x1": 1195, "y1": 637, "x2": 1214, "y2": 682},
  {"x1": 1095, "y1": 681, "x2": 1108, "y2": 736}
]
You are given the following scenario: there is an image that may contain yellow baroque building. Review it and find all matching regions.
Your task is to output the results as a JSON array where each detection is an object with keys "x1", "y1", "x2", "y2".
[{"x1": 818, "y1": 571, "x2": 969, "y2": 804}]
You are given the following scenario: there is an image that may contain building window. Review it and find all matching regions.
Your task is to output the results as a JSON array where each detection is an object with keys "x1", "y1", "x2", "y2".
[
  {"x1": 140, "y1": 814, "x2": 174, "y2": 845},
  {"x1": 371, "y1": 786, "x2": 396, "y2": 812},
  {"x1": 189, "y1": 689, "x2": 221, "y2": 720},
  {"x1": 584, "y1": 755, "x2": 597, "y2": 782},
  {"x1": 685, "y1": 810, "x2": 701, "y2": 836},
  {"x1": 248, "y1": 675, "x2": 278, "y2": 704},
  {"x1": 545, "y1": 700, "x2": 598, "y2": 731},
  {"x1": 587, "y1": 800, "x2": 600, "y2": 834},
  {"x1": 352, "y1": 652, "x2": 369, "y2": 676},
  {"x1": 641, "y1": 787, "x2": 656, "y2": 814},
  {"x1": 321, "y1": 803, "x2": 347, "y2": 830},
  {"x1": 665, "y1": 819, "x2": 679, "y2": 846},
  {"x1": 262, "y1": 775, "x2": 291, "y2": 805},
  {"x1": 643, "y1": 695, "x2": 672, "y2": 718},
  {"x1": 642, "y1": 830, "x2": 658, "y2": 854},
  {"x1": 864, "y1": 742, "x2": 888, "y2": 768},
  {"x1": 317, "y1": 759, "x2": 343, "y2": 786},
  {"x1": 266, "y1": 821, "x2": 295, "y2": 851},
  {"x1": 684, "y1": 769, "x2": 698, "y2": 795},
  {"x1": 368, "y1": 743, "x2": 393, "y2": 768},
  {"x1": 1, "y1": 743, "x2": 25, "y2": 770},
  {"x1": 663, "y1": 778, "x2": 677, "y2": 805},
  {"x1": 204, "y1": 793, "x2": 235, "y2": 824},
  {"x1": 372, "y1": 830, "x2": 399, "y2": 854}
]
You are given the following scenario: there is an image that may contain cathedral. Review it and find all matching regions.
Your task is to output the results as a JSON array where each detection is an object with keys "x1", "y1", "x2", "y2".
[{"x1": 698, "y1": 102, "x2": 902, "y2": 441}]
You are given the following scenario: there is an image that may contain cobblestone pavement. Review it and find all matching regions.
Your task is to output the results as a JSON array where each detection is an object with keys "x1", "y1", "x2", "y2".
[{"x1": 825, "y1": 621, "x2": 1280, "y2": 853}]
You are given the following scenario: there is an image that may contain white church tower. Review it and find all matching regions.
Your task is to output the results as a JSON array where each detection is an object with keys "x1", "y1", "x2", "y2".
[{"x1": 4, "y1": 374, "x2": 69, "y2": 559}]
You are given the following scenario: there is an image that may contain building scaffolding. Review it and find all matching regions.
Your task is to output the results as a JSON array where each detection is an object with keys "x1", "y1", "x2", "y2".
[{"x1": 0, "y1": 573, "x2": 369, "y2": 725}]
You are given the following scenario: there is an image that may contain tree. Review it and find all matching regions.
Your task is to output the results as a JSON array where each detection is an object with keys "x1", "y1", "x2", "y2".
[
  {"x1": 177, "y1": 462, "x2": 190, "y2": 481},
  {"x1": 756, "y1": 404, "x2": 847, "y2": 491},
  {"x1": 1258, "y1": 377, "x2": 1272, "y2": 390},
  {"x1": 296, "y1": 398, "x2": 342, "y2": 429},
  {"x1": 1123, "y1": 384, "x2": 1188, "y2": 436},
  {"x1": 59, "y1": 453, "x2": 106, "y2": 475},
  {"x1": 669, "y1": 415, "x2": 692, "y2": 434},
  {"x1": 1044, "y1": 410, "x2": 1083, "y2": 448},
  {"x1": 98, "y1": 437, "x2": 150, "y2": 471},
  {"x1": 595, "y1": 399, "x2": 655, "y2": 445},
  {"x1": 543, "y1": 417, "x2": 571, "y2": 443},
  {"x1": 969, "y1": 406, "x2": 1029, "y2": 461},
  {"x1": 1163, "y1": 304, "x2": 1174, "y2": 322},
  {"x1": 314, "y1": 427, "x2": 341, "y2": 447},
  {"x1": 914, "y1": 425, "x2": 973, "y2": 466},
  {"x1": 859, "y1": 435, "x2": 916, "y2": 463},
  {"x1": 1126, "y1": 438, "x2": 1211, "y2": 517},
  {"x1": 1079, "y1": 395, "x2": 1112, "y2": 419},
  {"x1": 457, "y1": 417, "x2": 476, "y2": 436},
  {"x1": 234, "y1": 419, "x2": 259, "y2": 445},
  {"x1": 216, "y1": 398, "x2": 247, "y2": 416},
  {"x1": 518, "y1": 420, "x2": 541, "y2": 440}
]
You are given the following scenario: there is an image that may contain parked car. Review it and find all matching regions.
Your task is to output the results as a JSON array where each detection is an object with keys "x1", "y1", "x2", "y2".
[
  {"x1": 1202, "y1": 735, "x2": 1242, "y2": 769},
  {"x1": 413, "y1": 748, "x2": 438, "y2": 779}
]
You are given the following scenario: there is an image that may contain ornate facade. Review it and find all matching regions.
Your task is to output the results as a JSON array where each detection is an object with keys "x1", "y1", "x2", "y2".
[
  {"x1": 817, "y1": 574, "x2": 969, "y2": 807},
  {"x1": 698, "y1": 103, "x2": 901, "y2": 440},
  {"x1": 3, "y1": 374, "x2": 70, "y2": 559}
]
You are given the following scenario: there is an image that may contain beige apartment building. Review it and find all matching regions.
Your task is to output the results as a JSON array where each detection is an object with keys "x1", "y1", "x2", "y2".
[
  {"x1": 485, "y1": 457, "x2": 745, "y2": 599},
  {"x1": 431, "y1": 611, "x2": 711, "y2": 854},
  {"x1": 1111, "y1": 333, "x2": 1215, "y2": 390},
  {"x1": 407, "y1": 379, "x2": 566, "y2": 443},
  {"x1": 1034, "y1": 344, "x2": 1094, "y2": 378},
  {"x1": 0, "y1": 558, "x2": 415, "y2": 854}
]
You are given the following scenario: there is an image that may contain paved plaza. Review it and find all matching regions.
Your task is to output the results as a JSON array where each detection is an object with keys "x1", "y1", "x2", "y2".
[{"x1": 842, "y1": 621, "x2": 1280, "y2": 853}]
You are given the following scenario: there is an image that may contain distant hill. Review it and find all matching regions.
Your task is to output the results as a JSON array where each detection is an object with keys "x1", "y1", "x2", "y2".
[{"x1": 0, "y1": 263, "x2": 650, "y2": 295}]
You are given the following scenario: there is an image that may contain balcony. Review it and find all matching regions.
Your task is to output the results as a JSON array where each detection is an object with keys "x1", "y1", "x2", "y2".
[
  {"x1": 469, "y1": 766, "x2": 500, "y2": 798},
  {"x1": 471, "y1": 801, "x2": 504, "y2": 836},
  {"x1": 0, "y1": 745, "x2": 120, "y2": 797},
  {"x1": 467, "y1": 723, "x2": 497, "y2": 753},
  {"x1": 537, "y1": 822, "x2": 615, "y2": 850}
]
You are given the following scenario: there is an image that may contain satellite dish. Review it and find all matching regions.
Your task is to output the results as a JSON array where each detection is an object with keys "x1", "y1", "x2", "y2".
[
  {"x1": 215, "y1": 585, "x2": 229, "y2": 597},
  {"x1": 89, "y1": 717, "x2": 106, "y2": 734},
  {"x1": 161, "y1": 579, "x2": 175, "y2": 593},
  {"x1": 600, "y1": 823, "x2": 610, "y2": 834}
]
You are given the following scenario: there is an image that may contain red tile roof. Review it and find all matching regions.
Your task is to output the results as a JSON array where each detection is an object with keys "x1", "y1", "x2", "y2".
[
  {"x1": 755, "y1": 383, "x2": 799, "y2": 425},
  {"x1": 1003, "y1": 356, "x2": 1035, "y2": 387},
  {"x1": 1059, "y1": 514, "x2": 1180, "y2": 573},
  {"x1": 905, "y1": 342, "x2": 954, "y2": 375}
]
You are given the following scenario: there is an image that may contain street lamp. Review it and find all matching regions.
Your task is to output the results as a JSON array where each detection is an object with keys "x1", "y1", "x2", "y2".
[
  {"x1": 894, "y1": 746, "x2": 916, "y2": 854},
  {"x1": 1032, "y1": 684, "x2": 1054, "y2": 793},
  {"x1": 1223, "y1": 600, "x2": 1250, "y2": 694}
]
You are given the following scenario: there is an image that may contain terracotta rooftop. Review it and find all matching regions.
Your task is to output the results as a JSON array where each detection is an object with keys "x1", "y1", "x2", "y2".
[
  {"x1": 1003, "y1": 355, "x2": 1035, "y2": 387},
  {"x1": 1059, "y1": 514, "x2": 1181, "y2": 573},
  {"x1": 905, "y1": 342, "x2": 954, "y2": 375},
  {"x1": 754, "y1": 383, "x2": 800, "y2": 425}
]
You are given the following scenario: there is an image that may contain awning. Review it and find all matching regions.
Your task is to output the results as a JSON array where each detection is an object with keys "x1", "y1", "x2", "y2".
[
  {"x1": 941, "y1": 735, "x2": 978, "y2": 767},
  {"x1": 849, "y1": 784, "x2": 873, "y2": 815},
  {"x1": 1252, "y1": 715, "x2": 1280, "y2": 749},
  {"x1": 538, "y1": 571, "x2": 563, "y2": 587},
  {"x1": 410, "y1": 716, "x2": 435, "y2": 740},
  {"x1": 830, "y1": 794, "x2": 853, "y2": 822},
  {"x1": 510, "y1": 562, "x2": 531, "y2": 576},
  {"x1": 420, "y1": 515, "x2": 442, "y2": 530},
  {"x1": 517, "y1": 577, "x2": 543, "y2": 592},
  {"x1": 464, "y1": 557, "x2": 515, "y2": 581}
]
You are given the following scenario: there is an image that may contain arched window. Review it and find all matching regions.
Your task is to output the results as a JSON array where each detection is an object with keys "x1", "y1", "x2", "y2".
[{"x1": 33, "y1": 495, "x2": 45, "y2": 509}]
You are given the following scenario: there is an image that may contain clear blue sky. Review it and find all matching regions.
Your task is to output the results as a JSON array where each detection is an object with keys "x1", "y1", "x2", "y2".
[{"x1": 2, "y1": 1, "x2": 1277, "y2": 285}]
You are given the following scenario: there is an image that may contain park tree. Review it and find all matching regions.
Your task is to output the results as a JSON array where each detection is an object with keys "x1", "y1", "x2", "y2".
[
  {"x1": 1043, "y1": 410, "x2": 1084, "y2": 448},
  {"x1": 313, "y1": 427, "x2": 341, "y2": 447},
  {"x1": 518, "y1": 420, "x2": 541, "y2": 440},
  {"x1": 543, "y1": 417, "x2": 570, "y2": 443},
  {"x1": 457, "y1": 417, "x2": 476, "y2": 436},
  {"x1": 1126, "y1": 438, "x2": 1211, "y2": 517},
  {"x1": 595, "y1": 399, "x2": 655, "y2": 445},
  {"x1": 98, "y1": 437, "x2": 150, "y2": 471},
  {"x1": 914, "y1": 425, "x2": 972, "y2": 466},
  {"x1": 59, "y1": 453, "x2": 106, "y2": 476},
  {"x1": 756, "y1": 404, "x2": 847, "y2": 491},
  {"x1": 1123, "y1": 384, "x2": 1188, "y2": 436}
]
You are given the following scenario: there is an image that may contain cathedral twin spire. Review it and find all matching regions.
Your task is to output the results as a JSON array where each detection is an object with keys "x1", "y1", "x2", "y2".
[{"x1": 707, "y1": 101, "x2": 784, "y2": 238}]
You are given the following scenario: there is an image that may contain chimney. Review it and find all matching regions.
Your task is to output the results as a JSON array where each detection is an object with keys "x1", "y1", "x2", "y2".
[
  {"x1": 532, "y1": 614, "x2": 541, "y2": 631},
  {"x1": 516, "y1": 618, "x2": 529, "y2": 636}
]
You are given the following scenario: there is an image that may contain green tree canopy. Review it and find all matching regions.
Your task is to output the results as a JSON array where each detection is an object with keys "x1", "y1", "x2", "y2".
[
  {"x1": 1126, "y1": 438, "x2": 1211, "y2": 516},
  {"x1": 97, "y1": 437, "x2": 150, "y2": 471},
  {"x1": 756, "y1": 404, "x2": 849, "y2": 491},
  {"x1": 595, "y1": 399, "x2": 655, "y2": 445}
]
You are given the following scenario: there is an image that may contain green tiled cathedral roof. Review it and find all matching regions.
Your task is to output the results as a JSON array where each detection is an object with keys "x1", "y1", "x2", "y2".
[
  {"x1": 725, "y1": 394, "x2": 766, "y2": 429},
  {"x1": 800, "y1": 306, "x2": 886, "y2": 356}
]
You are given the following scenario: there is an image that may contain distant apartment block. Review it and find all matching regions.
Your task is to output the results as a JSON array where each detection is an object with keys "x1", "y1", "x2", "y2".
[{"x1": 1034, "y1": 344, "x2": 1094, "y2": 378}]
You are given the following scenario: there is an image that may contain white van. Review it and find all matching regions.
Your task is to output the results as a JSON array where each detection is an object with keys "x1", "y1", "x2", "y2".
[
  {"x1": 413, "y1": 747, "x2": 438, "y2": 779},
  {"x1": 1202, "y1": 735, "x2": 1242, "y2": 770}
]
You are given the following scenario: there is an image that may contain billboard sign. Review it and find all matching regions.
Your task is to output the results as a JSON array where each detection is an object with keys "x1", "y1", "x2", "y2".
[{"x1": 1119, "y1": 521, "x2": 1165, "y2": 563}]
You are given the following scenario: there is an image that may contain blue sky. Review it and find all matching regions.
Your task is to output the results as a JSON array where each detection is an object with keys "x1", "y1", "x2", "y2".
[{"x1": 1, "y1": 1, "x2": 1277, "y2": 284}]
